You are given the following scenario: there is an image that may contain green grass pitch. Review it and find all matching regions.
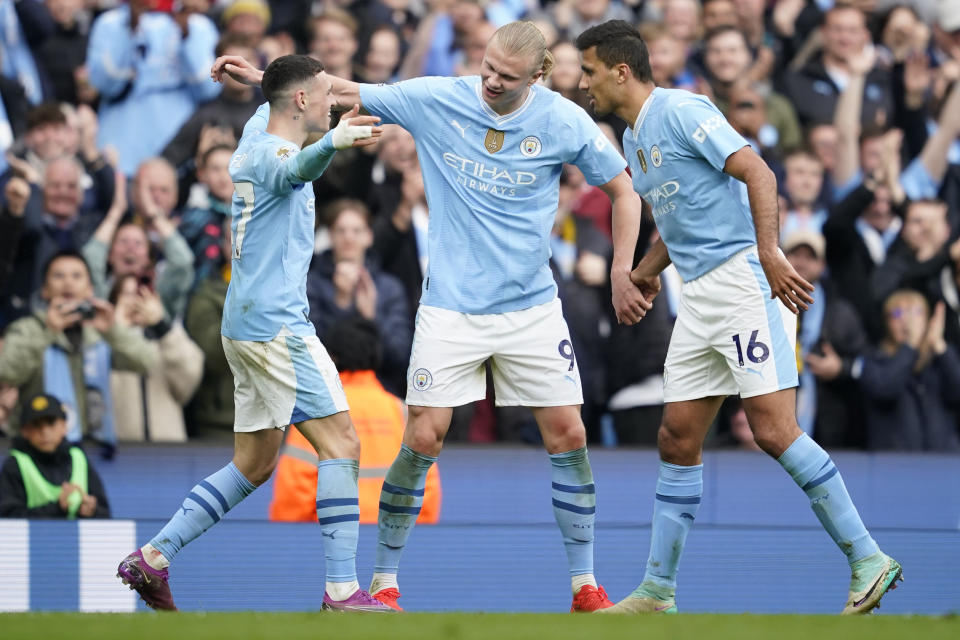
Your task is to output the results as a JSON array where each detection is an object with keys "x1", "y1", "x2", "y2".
[{"x1": 3, "y1": 612, "x2": 958, "y2": 640}]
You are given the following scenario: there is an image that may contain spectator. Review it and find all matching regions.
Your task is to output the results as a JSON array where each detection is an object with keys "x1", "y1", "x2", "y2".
[
  {"x1": 162, "y1": 33, "x2": 260, "y2": 176},
  {"x1": 872, "y1": 198, "x2": 953, "y2": 305},
  {"x1": 269, "y1": 317, "x2": 441, "y2": 524},
  {"x1": 640, "y1": 23, "x2": 699, "y2": 91},
  {"x1": 86, "y1": 0, "x2": 221, "y2": 175},
  {"x1": 176, "y1": 145, "x2": 234, "y2": 287},
  {"x1": 1, "y1": 157, "x2": 102, "y2": 328},
  {"x1": 3, "y1": 102, "x2": 69, "y2": 184},
  {"x1": 0, "y1": 0, "x2": 44, "y2": 105},
  {"x1": 942, "y1": 236, "x2": 960, "y2": 347},
  {"x1": 401, "y1": 0, "x2": 487, "y2": 78},
  {"x1": 0, "y1": 250, "x2": 156, "y2": 450},
  {"x1": 701, "y1": 0, "x2": 738, "y2": 32},
  {"x1": 781, "y1": 149, "x2": 828, "y2": 239},
  {"x1": 780, "y1": 5, "x2": 893, "y2": 127},
  {"x1": 33, "y1": 0, "x2": 90, "y2": 104},
  {"x1": 858, "y1": 289, "x2": 960, "y2": 451},
  {"x1": 356, "y1": 26, "x2": 403, "y2": 84},
  {"x1": 823, "y1": 129, "x2": 908, "y2": 339},
  {"x1": 307, "y1": 199, "x2": 412, "y2": 396},
  {"x1": 784, "y1": 230, "x2": 870, "y2": 448},
  {"x1": 372, "y1": 164, "x2": 427, "y2": 323},
  {"x1": 184, "y1": 217, "x2": 233, "y2": 438},
  {"x1": 109, "y1": 274, "x2": 203, "y2": 442},
  {"x1": 703, "y1": 26, "x2": 802, "y2": 153},
  {"x1": 725, "y1": 82, "x2": 789, "y2": 166},
  {"x1": 83, "y1": 161, "x2": 195, "y2": 320},
  {"x1": 0, "y1": 392, "x2": 110, "y2": 518},
  {"x1": 552, "y1": 0, "x2": 633, "y2": 41},
  {"x1": 663, "y1": 0, "x2": 702, "y2": 50},
  {"x1": 548, "y1": 40, "x2": 592, "y2": 113},
  {"x1": 220, "y1": 0, "x2": 270, "y2": 50},
  {"x1": 309, "y1": 9, "x2": 359, "y2": 82}
]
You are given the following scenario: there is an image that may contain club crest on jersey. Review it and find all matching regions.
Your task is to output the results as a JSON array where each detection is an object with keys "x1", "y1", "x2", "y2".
[
  {"x1": 520, "y1": 136, "x2": 542, "y2": 157},
  {"x1": 637, "y1": 149, "x2": 648, "y2": 173},
  {"x1": 276, "y1": 147, "x2": 293, "y2": 160},
  {"x1": 651, "y1": 145, "x2": 663, "y2": 167},
  {"x1": 412, "y1": 368, "x2": 433, "y2": 391},
  {"x1": 484, "y1": 128, "x2": 506, "y2": 153}
]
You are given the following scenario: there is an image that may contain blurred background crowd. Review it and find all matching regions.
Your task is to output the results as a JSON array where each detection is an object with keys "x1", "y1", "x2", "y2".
[{"x1": 0, "y1": 0, "x2": 959, "y2": 456}]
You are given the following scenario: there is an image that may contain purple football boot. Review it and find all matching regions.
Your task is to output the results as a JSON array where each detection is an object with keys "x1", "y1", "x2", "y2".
[
  {"x1": 322, "y1": 588, "x2": 394, "y2": 612},
  {"x1": 117, "y1": 549, "x2": 178, "y2": 611}
]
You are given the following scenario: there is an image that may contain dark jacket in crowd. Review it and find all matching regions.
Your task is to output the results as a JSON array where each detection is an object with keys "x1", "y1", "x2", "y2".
[
  {"x1": 858, "y1": 344, "x2": 960, "y2": 451},
  {"x1": 0, "y1": 437, "x2": 111, "y2": 518},
  {"x1": 372, "y1": 212, "x2": 423, "y2": 324},
  {"x1": 184, "y1": 269, "x2": 234, "y2": 437},
  {"x1": 307, "y1": 251, "x2": 412, "y2": 395},
  {"x1": 871, "y1": 237, "x2": 951, "y2": 309},
  {"x1": 823, "y1": 183, "x2": 906, "y2": 341},
  {"x1": 807, "y1": 283, "x2": 870, "y2": 449},
  {"x1": 779, "y1": 56, "x2": 893, "y2": 127}
]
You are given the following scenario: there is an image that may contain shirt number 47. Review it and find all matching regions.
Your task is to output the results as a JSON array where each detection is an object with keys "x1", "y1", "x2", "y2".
[{"x1": 731, "y1": 330, "x2": 770, "y2": 367}]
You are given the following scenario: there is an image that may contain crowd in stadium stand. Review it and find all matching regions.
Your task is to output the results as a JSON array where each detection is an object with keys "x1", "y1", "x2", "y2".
[{"x1": 0, "y1": 0, "x2": 959, "y2": 453}]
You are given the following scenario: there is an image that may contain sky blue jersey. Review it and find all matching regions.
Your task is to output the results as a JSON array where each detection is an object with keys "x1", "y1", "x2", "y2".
[
  {"x1": 359, "y1": 76, "x2": 626, "y2": 314},
  {"x1": 622, "y1": 88, "x2": 755, "y2": 282},
  {"x1": 222, "y1": 104, "x2": 327, "y2": 340}
]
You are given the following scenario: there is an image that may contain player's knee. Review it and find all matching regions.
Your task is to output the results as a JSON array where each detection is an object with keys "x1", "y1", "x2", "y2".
[
  {"x1": 657, "y1": 421, "x2": 699, "y2": 463},
  {"x1": 544, "y1": 420, "x2": 586, "y2": 453}
]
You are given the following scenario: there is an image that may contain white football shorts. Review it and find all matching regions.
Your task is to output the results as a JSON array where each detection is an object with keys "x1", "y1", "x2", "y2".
[
  {"x1": 406, "y1": 298, "x2": 584, "y2": 408},
  {"x1": 663, "y1": 246, "x2": 799, "y2": 403},
  {"x1": 223, "y1": 329, "x2": 349, "y2": 432}
]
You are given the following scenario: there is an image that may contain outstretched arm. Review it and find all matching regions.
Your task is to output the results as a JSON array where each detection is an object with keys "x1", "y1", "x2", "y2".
[{"x1": 211, "y1": 55, "x2": 364, "y2": 110}]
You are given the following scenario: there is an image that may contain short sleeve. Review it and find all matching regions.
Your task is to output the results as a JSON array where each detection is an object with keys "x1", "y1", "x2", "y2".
[
  {"x1": 564, "y1": 106, "x2": 627, "y2": 187},
  {"x1": 241, "y1": 103, "x2": 271, "y2": 138},
  {"x1": 669, "y1": 95, "x2": 749, "y2": 172},
  {"x1": 253, "y1": 142, "x2": 300, "y2": 195},
  {"x1": 358, "y1": 77, "x2": 441, "y2": 131}
]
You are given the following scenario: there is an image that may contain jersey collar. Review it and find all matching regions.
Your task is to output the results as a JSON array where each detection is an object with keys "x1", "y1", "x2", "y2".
[
  {"x1": 632, "y1": 88, "x2": 659, "y2": 143},
  {"x1": 474, "y1": 79, "x2": 537, "y2": 125}
]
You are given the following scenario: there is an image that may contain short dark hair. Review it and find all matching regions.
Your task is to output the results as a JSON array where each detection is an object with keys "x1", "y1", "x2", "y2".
[
  {"x1": 200, "y1": 144, "x2": 235, "y2": 169},
  {"x1": 704, "y1": 25, "x2": 748, "y2": 48},
  {"x1": 215, "y1": 32, "x2": 255, "y2": 57},
  {"x1": 43, "y1": 249, "x2": 91, "y2": 282},
  {"x1": 575, "y1": 20, "x2": 652, "y2": 83},
  {"x1": 27, "y1": 103, "x2": 67, "y2": 131},
  {"x1": 324, "y1": 318, "x2": 382, "y2": 372},
  {"x1": 324, "y1": 198, "x2": 371, "y2": 229},
  {"x1": 261, "y1": 55, "x2": 325, "y2": 105}
]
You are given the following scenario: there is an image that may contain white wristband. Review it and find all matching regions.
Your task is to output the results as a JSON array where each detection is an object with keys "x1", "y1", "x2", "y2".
[{"x1": 331, "y1": 117, "x2": 373, "y2": 150}]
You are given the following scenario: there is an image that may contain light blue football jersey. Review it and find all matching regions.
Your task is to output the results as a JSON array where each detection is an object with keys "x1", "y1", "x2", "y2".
[
  {"x1": 622, "y1": 88, "x2": 755, "y2": 282},
  {"x1": 222, "y1": 103, "x2": 318, "y2": 340},
  {"x1": 359, "y1": 76, "x2": 626, "y2": 314}
]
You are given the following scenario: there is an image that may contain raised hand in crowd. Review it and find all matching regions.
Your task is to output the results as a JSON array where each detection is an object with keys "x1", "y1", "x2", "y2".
[
  {"x1": 772, "y1": 0, "x2": 805, "y2": 38},
  {"x1": 5, "y1": 153, "x2": 41, "y2": 186},
  {"x1": 806, "y1": 343, "x2": 843, "y2": 381},
  {"x1": 4, "y1": 176, "x2": 32, "y2": 217}
]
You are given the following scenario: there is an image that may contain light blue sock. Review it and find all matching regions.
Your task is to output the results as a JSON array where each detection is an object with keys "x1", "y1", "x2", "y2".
[
  {"x1": 778, "y1": 433, "x2": 879, "y2": 564},
  {"x1": 550, "y1": 447, "x2": 597, "y2": 576},
  {"x1": 374, "y1": 444, "x2": 436, "y2": 574},
  {"x1": 642, "y1": 461, "x2": 702, "y2": 592},
  {"x1": 150, "y1": 462, "x2": 256, "y2": 561},
  {"x1": 316, "y1": 459, "x2": 361, "y2": 582}
]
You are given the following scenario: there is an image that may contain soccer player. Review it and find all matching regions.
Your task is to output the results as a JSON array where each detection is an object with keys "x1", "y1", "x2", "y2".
[
  {"x1": 213, "y1": 21, "x2": 649, "y2": 612},
  {"x1": 574, "y1": 21, "x2": 901, "y2": 615},
  {"x1": 116, "y1": 55, "x2": 391, "y2": 612}
]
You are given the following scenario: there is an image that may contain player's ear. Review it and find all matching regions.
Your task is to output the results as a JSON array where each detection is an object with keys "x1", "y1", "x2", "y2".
[{"x1": 617, "y1": 62, "x2": 630, "y2": 84}]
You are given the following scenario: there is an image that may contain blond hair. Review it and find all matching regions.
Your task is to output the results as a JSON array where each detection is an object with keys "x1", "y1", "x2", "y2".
[{"x1": 492, "y1": 21, "x2": 555, "y2": 81}]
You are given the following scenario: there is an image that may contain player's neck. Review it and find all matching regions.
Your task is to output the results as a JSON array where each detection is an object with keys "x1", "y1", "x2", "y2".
[
  {"x1": 265, "y1": 112, "x2": 309, "y2": 148},
  {"x1": 619, "y1": 82, "x2": 655, "y2": 130},
  {"x1": 490, "y1": 86, "x2": 531, "y2": 116}
]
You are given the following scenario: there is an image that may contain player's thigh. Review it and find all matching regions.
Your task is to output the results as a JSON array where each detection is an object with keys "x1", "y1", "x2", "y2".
[
  {"x1": 260, "y1": 333, "x2": 350, "y2": 427},
  {"x1": 223, "y1": 336, "x2": 275, "y2": 432},
  {"x1": 405, "y1": 305, "x2": 490, "y2": 408},
  {"x1": 707, "y1": 250, "x2": 799, "y2": 399},
  {"x1": 489, "y1": 298, "x2": 584, "y2": 407},
  {"x1": 662, "y1": 292, "x2": 737, "y2": 404}
]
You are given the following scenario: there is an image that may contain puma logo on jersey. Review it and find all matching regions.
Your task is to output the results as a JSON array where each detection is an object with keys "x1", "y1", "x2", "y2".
[{"x1": 450, "y1": 119, "x2": 470, "y2": 138}]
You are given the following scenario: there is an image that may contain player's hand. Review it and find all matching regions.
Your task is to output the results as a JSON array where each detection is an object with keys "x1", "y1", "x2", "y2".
[
  {"x1": 4, "y1": 176, "x2": 31, "y2": 217},
  {"x1": 612, "y1": 269, "x2": 653, "y2": 325},
  {"x1": 211, "y1": 55, "x2": 263, "y2": 87},
  {"x1": 759, "y1": 249, "x2": 814, "y2": 314},
  {"x1": 805, "y1": 343, "x2": 842, "y2": 381},
  {"x1": 331, "y1": 105, "x2": 382, "y2": 150}
]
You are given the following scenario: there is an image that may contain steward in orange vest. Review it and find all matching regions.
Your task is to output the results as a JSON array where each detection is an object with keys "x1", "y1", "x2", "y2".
[{"x1": 269, "y1": 318, "x2": 440, "y2": 523}]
